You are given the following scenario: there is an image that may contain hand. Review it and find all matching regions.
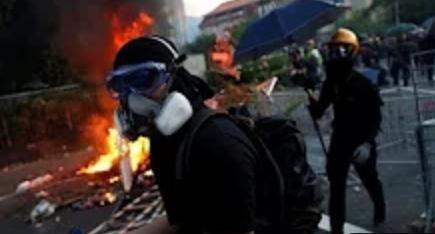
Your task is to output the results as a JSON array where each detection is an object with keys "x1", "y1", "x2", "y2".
[
  {"x1": 303, "y1": 78, "x2": 316, "y2": 91},
  {"x1": 353, "y1": 143, "x2": 372, "y2": 165}
]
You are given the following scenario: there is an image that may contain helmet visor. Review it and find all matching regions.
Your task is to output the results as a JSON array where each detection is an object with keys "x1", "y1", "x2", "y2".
[{"x1": 106, "y1": 62, "x2": 170, "y2": 99}]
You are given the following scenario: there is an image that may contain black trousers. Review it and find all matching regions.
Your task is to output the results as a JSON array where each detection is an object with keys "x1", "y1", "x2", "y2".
[
  {"x1": 327, "y1": 133, "x2": 385, "y2": 234},
  {"x1": 391, "y1": 62, "x2": 410, "y2": 86},
  {"x1": 427, "y1": 67, "x2": 434, "y2": 84}
]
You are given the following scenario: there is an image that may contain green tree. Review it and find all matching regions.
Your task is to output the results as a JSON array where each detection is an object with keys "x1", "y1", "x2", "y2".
[
  {"x1": 397, "y1": 0, "x2": 435, "y2": 23},
  {"x1": 337, "y1": 2, "x2": 393, "y2": 34},
  {"x1": 339, "y1": 0, "x2": 435, "y2": 34},
  {"x1": 0, "y1": 0, "x2": 15, "y2": 28},
  {"x1": 373, "y1": 0, "x2": 435, "y2": 23},
  {"x1": 185, "y1": 34, "x2": 215, "y2": 54},
  {"x1": 231, "y1": 18, "x2": 255, "y2": 44}
]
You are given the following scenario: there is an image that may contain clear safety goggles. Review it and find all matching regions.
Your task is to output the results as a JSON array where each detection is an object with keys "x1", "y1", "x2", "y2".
[{"x1": 106, "y1": 62, "x2": 171, "y2": 99}]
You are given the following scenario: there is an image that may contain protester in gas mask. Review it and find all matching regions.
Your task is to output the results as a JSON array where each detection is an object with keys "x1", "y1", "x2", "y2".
[
  {"x1": 106, "y1": 36, "x2": 288, "y2": 234},
  {"x1": 308, "y1": 28, "x2": 386, "y2": 234}
]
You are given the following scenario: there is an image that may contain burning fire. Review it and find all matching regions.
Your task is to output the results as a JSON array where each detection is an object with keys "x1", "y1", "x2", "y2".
[
  {"x1": 79, "y1": 11, "x2": 154, "y2": 176},
  {"x1": 79, "y1": 128, "x2": 150, "y2": 175},
  {"x1": 111, "y1": 12, "x2": 154, "y2": 50}
]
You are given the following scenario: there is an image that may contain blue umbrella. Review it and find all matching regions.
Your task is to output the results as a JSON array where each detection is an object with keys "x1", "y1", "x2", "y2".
[{"x1": 235, "y1": 0, "x2": 348, "y2": 62}]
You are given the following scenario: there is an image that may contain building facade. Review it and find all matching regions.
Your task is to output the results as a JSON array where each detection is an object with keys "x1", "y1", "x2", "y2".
[
  {"x1": 162, "y1": 0, "x2": 187, "y2": 46},
  {"x1": 200, "y1": 0, "x2": 278, "y2": 36}
]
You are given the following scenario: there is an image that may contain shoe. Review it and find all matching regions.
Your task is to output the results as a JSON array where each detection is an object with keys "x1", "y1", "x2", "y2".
[{"x1": 373, "y1": 206, "x2": 386, "y2": 227}]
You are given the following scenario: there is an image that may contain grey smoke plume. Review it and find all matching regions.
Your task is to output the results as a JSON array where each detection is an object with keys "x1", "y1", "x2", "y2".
[
  {"x1": 55, "y1": 0, "x2": 170, "y2": 82},
  {"x1": 0, "y1": 0, "x2": 175, "y2": 94}
]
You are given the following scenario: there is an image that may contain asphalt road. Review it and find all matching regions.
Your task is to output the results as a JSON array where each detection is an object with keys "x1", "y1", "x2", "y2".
[
  {"x1": 0, "y1": 205, "x2": 115, "y2": 234},
  {"x1": 0, "y1": 85, "x2": 433, "y2": 234},
  {"x1": 0, "y1": 139, "x2": 426, "y2": 234}
]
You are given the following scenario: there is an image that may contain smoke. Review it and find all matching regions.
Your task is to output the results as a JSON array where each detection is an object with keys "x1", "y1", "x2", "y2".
[
  {"x1": 54, "y1": 0, "x2": 168, "y2": 83},
  {"x1": 0, "y1": 0, "x2": 176, "y2": 151},
  {"x1": 42, "y1": 0, "x2": 171, "y2": 148}
]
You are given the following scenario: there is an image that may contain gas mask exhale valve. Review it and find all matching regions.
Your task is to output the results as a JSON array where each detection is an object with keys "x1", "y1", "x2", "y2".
[{"x1": 114, "y1": 91, "x2": 193, "y2": 140}]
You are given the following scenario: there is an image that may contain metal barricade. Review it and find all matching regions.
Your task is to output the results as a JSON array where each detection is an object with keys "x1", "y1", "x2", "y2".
[
  {"x1": 416, "y1": 120, "x2": 435, "y2": 233},
  {"x1": 411, "y1": 49, "x2": 435, "y2": 233}
]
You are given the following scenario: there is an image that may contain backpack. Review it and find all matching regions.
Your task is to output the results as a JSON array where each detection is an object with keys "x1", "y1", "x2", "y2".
[{"x1": 175, "y1": 108, "x2": 323, "y2": 232}]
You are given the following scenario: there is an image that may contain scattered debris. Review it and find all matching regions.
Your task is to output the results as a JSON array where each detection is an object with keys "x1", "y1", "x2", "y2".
[
  {"x1": 30, "y1": 199, "x2": 57, "y2": 223},
  {"x1": 136, "y1": 169, "x2": 156, "y2": 188},
  {"x1": 420, "y1": 212, "x2": 426, "y2": 219},
  {"x1": 103, "y1": 192, "x2": 117, "y2": 204},
  {"x1": 72, "y1": 190, "x2": 118, "y2": 210},
  {"x1": 352, "y1": 186, "x2": 361, "y2": 192},
  {"x1": 2, "y1": 166, "x2": 9, "y2": 172},
  {"x1": 16, "y1": 174, "x2": 54, "y2": 194},
  {"x1": 70, "y1": 227, "x2": 85, "y2": 234},
  {"x1": 88, "y1": 186, "x2": 162, "y2": 234},
  {"x1": 35, "y1": 190, "x2": 49, "y2": 199},
  {"x1": 108, "y1": 176, "x2": 120, "y2": 185},
  {"x1": 143, "y1": 170, "x2": 154, "y2": 178}
]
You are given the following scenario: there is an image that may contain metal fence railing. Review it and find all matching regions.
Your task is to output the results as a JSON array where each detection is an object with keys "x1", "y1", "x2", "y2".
[
  {"x1": 411, "y1": 49, "x2": 435, "y2": 233},
  {"x1": 416, "y1": 119, "x2": 435, "y2": 233}
]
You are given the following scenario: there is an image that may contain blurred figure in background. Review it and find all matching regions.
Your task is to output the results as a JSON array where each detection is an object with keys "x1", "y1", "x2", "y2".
[
  {"x1": 419, "y1": 29, "x2": 435, "y2": 86},
  {"x1": 359, "y1": 36, "x2": 388, "y2": 86},
  {"x1": 305, "y1": 40, "x2": 324, "y2": 84},
  {"x1": 391, "y1": 34, "x2": 418, "y2": 86}
]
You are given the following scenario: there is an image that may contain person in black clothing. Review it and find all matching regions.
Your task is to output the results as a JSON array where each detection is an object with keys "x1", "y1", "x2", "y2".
[
  {"x1": 105, "y1": 36, "x2": 283, "y2": 234},
  {"x1": 308, "y1": 28, "x2": 386, "y2": 234},
  {"x1": 391, "y1": 35, "x2": 418, "y2": 86},
  {"x1": 289, "y1": 49, "x2": 319, "y2": 89},
  {"x1": 419, "y1": 31, "x2": 435, "y2": 86}
]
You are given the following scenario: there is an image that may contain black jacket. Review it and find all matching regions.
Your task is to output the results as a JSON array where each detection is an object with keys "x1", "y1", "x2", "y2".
[
  {"x1": 419, "y1": 36, "x2": 435, "y2": 65},
  {"x1": 311, "y1": 69, "x2": 383, "y2": 144},
  {"x1": 150, "y1": 69, "x2": 276, "y2": 233},
  {"x1": 150, "y1": 110, "x2": 279, "y2": 234}
]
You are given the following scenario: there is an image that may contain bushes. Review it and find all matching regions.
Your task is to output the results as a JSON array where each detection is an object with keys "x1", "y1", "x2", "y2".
[
  {"x1": 0, "y1": 89, "x2": 102, "y2": 149},
  {"x1": 239, "y1": 52, "x2": 289, "y2": 87}
]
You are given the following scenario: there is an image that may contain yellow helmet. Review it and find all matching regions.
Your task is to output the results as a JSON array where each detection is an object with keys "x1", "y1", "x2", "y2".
[{"x1": 329, "y1": 28, "x2": 359, "y2": 55}]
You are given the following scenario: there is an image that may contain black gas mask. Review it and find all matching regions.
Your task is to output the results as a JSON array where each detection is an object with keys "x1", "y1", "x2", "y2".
[
  {"x1": 107, "y1": 61, "x2": 193, "y2": 141},
  {"x1": 106, "y1": 36, "x2": 194, "y2": 141},
  {"x1": 325, "y1": 43, "x2": 356, "y2": 80}
]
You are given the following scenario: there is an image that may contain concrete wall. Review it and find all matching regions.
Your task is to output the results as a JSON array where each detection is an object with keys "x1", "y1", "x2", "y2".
[
  {"x1": 164, "y1": 0, "x2": 187, "y2": 46},
  {"x1": 183, "y1": 54, "x2": 208, "y2": 78}
]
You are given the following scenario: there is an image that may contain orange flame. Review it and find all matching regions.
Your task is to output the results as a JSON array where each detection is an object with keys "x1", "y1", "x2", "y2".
[
  {"x1": 111, "y1": 12, "x2": 154, "y2": 50},
  {"x1": 79, "y1": 128, "x2": 150, "y2": 174},
  {"x1": 79, "y1": 11, "x2": 154, "y2": 175}
]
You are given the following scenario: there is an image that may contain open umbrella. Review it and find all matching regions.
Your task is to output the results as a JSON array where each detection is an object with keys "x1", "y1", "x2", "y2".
[
  {"x1": 234, "y1": 0, "x2": 348, "y2": 62},
  {"x1": 386, "y1": 23, "x2": 420, "y2": 36}
]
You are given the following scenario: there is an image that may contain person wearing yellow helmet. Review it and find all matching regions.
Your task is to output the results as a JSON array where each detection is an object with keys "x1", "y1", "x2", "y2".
[
  {"x1": 329, "y1": 28, "x2": 360, "y2": 55},
  {"x1": 308, "y1": 28, "x2": 386, "y2": 234}
]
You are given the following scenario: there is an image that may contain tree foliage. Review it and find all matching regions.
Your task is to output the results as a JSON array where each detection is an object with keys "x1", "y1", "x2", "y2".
[
  {"x1": 338, "y1": 0, "x2": 435, "y2": 34},
  {"x1": 0, "y1": 0, "x2": 16, "y2": 28},
  {"x1": 231, "y1": 18, "x2": 255, "y2": 44},
  {"x1": 185, "y1": 34, "x2": 215, "y2": 54},
  {"x1": 373, "y1": 0, "x2": 435, "y2": 24},
  {"x1": 0, "y1": 0, "x2": 82, "y2": 95}
]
